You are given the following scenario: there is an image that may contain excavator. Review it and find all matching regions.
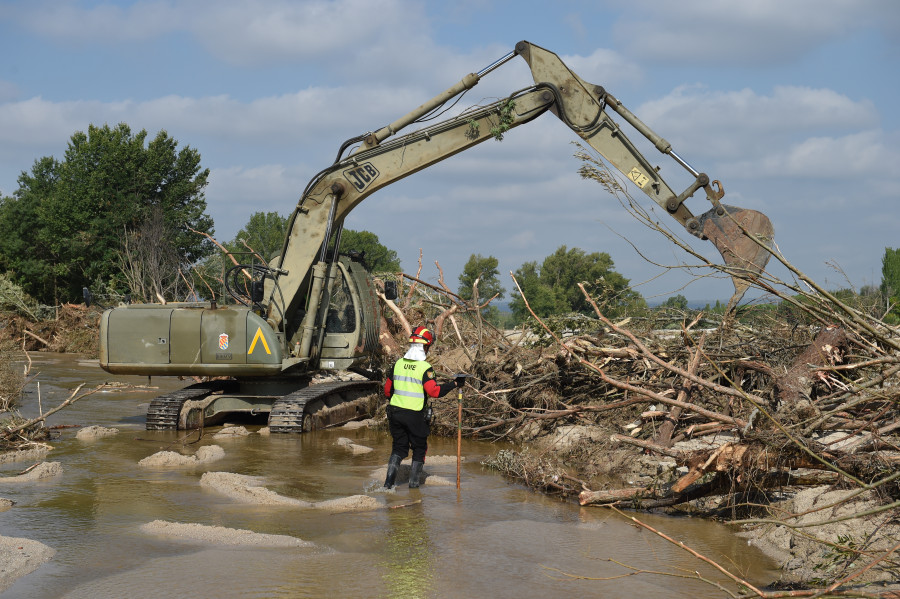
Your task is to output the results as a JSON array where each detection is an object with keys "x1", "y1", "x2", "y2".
[{"x1": 99, "y1": 41, "x2": 774, "y2": 432}]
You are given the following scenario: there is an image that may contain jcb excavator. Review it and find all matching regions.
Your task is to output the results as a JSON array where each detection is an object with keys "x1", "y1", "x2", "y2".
[{"x1": 99, "y1": 41, "x2": 774, "y2": 432}]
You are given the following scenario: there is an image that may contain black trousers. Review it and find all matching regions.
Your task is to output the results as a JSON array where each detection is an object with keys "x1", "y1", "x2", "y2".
[{"x1": 387, "y1": 404, "x2": 429, "y2": 462}]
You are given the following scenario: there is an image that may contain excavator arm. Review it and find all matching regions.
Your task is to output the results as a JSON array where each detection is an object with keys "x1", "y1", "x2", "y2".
[
  {"x1": 97, "y1": 38, "x2": 775, "y2": 419},
  {"x1": 268, "y1": 41, "x2": 774, "y2": 350}
]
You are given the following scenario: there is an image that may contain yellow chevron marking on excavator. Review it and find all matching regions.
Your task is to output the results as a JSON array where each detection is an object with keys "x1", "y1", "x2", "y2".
[{"x1": 247, "y1": 327, "x2": 271, "y2": 355}]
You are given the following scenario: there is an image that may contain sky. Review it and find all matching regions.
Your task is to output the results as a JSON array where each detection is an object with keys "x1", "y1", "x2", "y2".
[{"x1": 1, "y1": 0, "x2": 899, "y2": 306}]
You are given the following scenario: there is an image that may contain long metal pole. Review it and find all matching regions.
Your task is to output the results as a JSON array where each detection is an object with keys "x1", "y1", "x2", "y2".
[{"x1": 456, "y1": 385, "x2": 463, "y2": 489}]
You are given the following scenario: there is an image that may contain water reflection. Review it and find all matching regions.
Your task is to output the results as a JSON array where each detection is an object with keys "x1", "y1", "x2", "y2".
[
  {"x1": 382, "y1": 501, "x2": 434, "y2": 599},
  {"x1": 0, "y1": 354, "x2": 780, "y2": 598}
]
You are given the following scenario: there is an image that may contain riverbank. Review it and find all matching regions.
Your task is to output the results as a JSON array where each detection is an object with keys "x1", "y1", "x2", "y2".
[
  {"x1": 1, "y1": 300, "x2": 898, "y2": 595},
  {"x1": 4, "y1": 369, "x2": 782, "y2": 599},
  {"x1": 483, "y1": 419, "x2": 900, "y2": 592},
  {"x1": 1, "y1": 413, "x2": 897, "y2": 596}
]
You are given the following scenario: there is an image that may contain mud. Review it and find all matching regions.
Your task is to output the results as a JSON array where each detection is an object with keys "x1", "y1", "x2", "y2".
[
  {"x1": 75, "y1": 425, "x2": 119, "y2": 440},
  {"x1": 0, "y1": 536, "x2": 55, "y2": 593},
  {"x1": 0, "y1": 462, "x2": 62, "y2": 483},
  {"x1": 139, "y1": 520, "x2": 312, "y2": 547},
  {"x1": 335, "y1": 436, "x2": 373, "y2": 454},
  {"x1": 213, "y1": 425, "x2": 251, "y2": 438},
  {"x1": 200, "y1": 471, "x2": 308, "y2": 506},
  {"x1": 0, "y1": 447, "x2": 50, "y2": 466},
  {"x1": 138, "y1": 445, "x2": 225, "y2": 468},
  {"x1": 740, "y1": 487, "x2": 900, "y2": 586},
  {"x1": 340, "y1": 418, "x2": 378, "y2": 430},
  {"x1": 199, "y1": 471, "x2": 379, "y2": 512}
]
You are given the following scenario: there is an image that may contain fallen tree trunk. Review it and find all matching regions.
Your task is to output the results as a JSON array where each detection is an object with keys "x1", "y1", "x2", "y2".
[
  {"x1": 776, "y1": 325, "x2": 850, "y2": 410},
  {"x1": 654, "y1": 334, "x2": 705, "y2": 447},
  {"x1": 579, "y1": 469, "x2": 838, "y2": 507}
]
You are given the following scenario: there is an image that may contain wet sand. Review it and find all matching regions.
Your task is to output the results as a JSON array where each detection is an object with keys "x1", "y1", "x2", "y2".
[{"x1": 0, "y1": 536, "x2": 55, "y2": 593}]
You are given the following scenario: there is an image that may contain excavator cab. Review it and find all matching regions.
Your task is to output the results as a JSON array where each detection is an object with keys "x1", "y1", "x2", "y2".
[{"x1": 317, "y1": 255, "x2": 381, "y2": 370}]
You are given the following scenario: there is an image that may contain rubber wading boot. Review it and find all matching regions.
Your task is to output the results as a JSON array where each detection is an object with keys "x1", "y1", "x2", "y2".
[
  {"x1": 384, "y1": 454, "x2": 402, "y2": 489},
  {"x1": 409, "y1": 460, "x2": 424, "y2": 489}
]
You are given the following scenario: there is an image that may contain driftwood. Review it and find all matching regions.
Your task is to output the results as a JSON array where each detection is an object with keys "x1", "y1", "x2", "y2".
[
  {"x1": 775, "y1": 324, "x2": 850, "y2": 410},
  {"x1": 23, "y1": 328, "x2": 51, "y2": 348},
  {"x1": 653, "y1": 334, "x2": 704, "y2": 447},
  {"x1": 369, "y1": 247, "x2": 900, "y2": 592},
  {"x1": 578, "y1": 439, "x2": 900, "y2": 507}
]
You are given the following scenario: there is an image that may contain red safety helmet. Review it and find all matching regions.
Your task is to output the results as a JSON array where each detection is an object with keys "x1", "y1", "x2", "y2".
[{"x1": 408, "y1": 326, "x2": 434, "y2": 347}]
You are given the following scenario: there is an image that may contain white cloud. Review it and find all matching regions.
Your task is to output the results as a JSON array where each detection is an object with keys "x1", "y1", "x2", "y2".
[
  {"x1": 0, "y1": 82, "x2": 440, "y2": 160},
  {"x1": 634, "y1": 85, "x2": 879, "y2": 160},
  {"x1": 751, "y1": 129, "x2": 900, "y2": 179},
  {"x1": 11, "y1": 0, "x2": 433, "y2": 69},
  {"x1": 190, "y1": 0, "x2": 431, "y2": 68},
  {"x1": 560, "y1": 47, "x2": 643, "y2": 89},
  {"x1": 205, "y1": 164, "x2": 311, "y2": 239},
  {"x1": 13, "y1": 0, "x2": 179, "y2": 43},
  {"x1": 606, "y1": 0, "x2": 899, "y2": 65},
  {"x1": 0, "y1": 96, "x2": 101, "y2": 146}
]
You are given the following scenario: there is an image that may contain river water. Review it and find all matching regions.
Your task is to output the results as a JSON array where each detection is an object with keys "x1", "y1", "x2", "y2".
[{"x1": 1, "y1": 353, "x2": 778, "y2": 598}]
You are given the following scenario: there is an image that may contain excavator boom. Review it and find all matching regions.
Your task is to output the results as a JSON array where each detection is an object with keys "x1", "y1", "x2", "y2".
[
  {"x1": 98, "y1": 39, "x2": 774, "y2": 433},
  {"x1": 270, "y1": 40, "x2": 774, "y2": 340}
]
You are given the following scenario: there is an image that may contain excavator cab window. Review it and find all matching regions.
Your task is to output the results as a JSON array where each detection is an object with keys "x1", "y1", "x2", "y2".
[
  {"x1": 325, "y1": 270, "x2": 356, "y2": 334},
  {"x1": 383, "y1": 280, "x2": 398, "y2": 301},
  {"x1": 250, "y1": 280, "x2": 264, "y2": 304}
]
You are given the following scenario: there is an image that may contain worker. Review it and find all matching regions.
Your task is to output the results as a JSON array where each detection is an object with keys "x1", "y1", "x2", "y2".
[{"x1": 383, "y1": 325, "x2": 464, "y2": 489}]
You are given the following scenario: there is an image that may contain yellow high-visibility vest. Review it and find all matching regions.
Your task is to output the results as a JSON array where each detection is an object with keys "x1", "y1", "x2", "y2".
[{"x1": 389, "y1": 359, "x2": 431, "y2": 411}]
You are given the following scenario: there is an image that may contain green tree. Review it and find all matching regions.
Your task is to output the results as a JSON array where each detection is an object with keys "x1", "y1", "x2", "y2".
[
  {"x1": 458, "y1": 254, "x2": 505, "y2": 326},
  {"x1": 661, "y1": 294, "x2": 689, "y2": 310},
  {"x1": 0, "y1": 123, "x2": 214, "y2": 304},
  {"x1": 881, "y1": 247, "x2": 900, "y2": 323},
  {"x1": 0, "y1": 157, "x2": 64, "y2": 303},
  {"x1": 338, "y1": 229, "x2": 401, "y2": 272},
  {"x1": 509, "y1": 260, "x2": 561, "y2": 321},
  {"x1": 230, "y1": 211, "x2": 289, "y2": 262},
  {"x1": 509, "y1": 245, "x2": 643, "y2": 322},
  {"x1": 458, "y1": 254, "x2": 504, "y2": 301}
]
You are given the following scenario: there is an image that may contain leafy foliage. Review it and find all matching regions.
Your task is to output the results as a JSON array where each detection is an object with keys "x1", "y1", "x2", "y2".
[
  {"x1": 338, "y1": 229, "x2": 401, "y2": 272},
  {"x1": 231, "y1": 211, "x2": 290, "y2": 262},
  {"x1": 509, "y1": 245, "x2": 644, "y2": 322},
  {"x1": 882, "y1": 247, "x2": 900, "y2": 324},
  {"x1": 661, "y1": 294, "x2": 688, "y2": 310},
  {"x1": 490, "y1": 99, "x2": 516, "y2": 141},
  {"x1": 458, "y1": 254, "x2": 504, "y2": 302},
  {"x1": 0, "y1": 123, "x2": 214, "y2": 304},
  {"x1": 458, "y1": 253, "x2": 506, "y2": 326},
  {"x1": 0, "y1": 272, "x2": 41, "y2": 319}
]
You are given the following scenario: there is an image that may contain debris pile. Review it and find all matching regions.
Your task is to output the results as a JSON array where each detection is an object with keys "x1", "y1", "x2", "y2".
[
  {"x1": 0, "y1": 304, "x2": 101, "y2": 355},
  {"x1": 373, "y1": 263, "x2": 900, "y2": 589}
]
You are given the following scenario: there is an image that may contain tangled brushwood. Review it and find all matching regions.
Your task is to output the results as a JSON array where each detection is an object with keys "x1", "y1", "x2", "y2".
[
  {"x1": 0, "y1": 285, "x2": 104, "y2": 451},
  {"x1": 371, "y1": 242, "x2": 900, "y2": 591}
]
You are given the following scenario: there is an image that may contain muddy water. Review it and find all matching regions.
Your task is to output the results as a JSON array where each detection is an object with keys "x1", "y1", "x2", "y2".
[{"x1": 1, "y1": 353, "x2": 778, "y2": 598}]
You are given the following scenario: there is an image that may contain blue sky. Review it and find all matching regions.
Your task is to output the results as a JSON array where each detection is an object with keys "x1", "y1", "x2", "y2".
[{"x1": 2, "y1": 0, "x2": 899, "y2": 304}]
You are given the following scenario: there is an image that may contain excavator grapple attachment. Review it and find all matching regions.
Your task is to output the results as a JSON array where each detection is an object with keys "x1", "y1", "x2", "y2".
[{"x1": 697, "y1": 206, "x2": 774, "y2": 309}]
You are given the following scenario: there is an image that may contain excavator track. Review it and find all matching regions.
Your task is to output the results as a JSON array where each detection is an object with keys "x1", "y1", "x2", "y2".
[
  {"x1": 268, "y1": 380, "x2": 379, "y2": 433},
  {"x1": 145, "y1": 380, "x2": 235, "y2": 430}
]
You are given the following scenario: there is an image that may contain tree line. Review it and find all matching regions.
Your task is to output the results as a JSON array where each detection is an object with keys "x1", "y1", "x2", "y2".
[{"x1": 0, "y1": 122, "x2": 897, "y2": 328}]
